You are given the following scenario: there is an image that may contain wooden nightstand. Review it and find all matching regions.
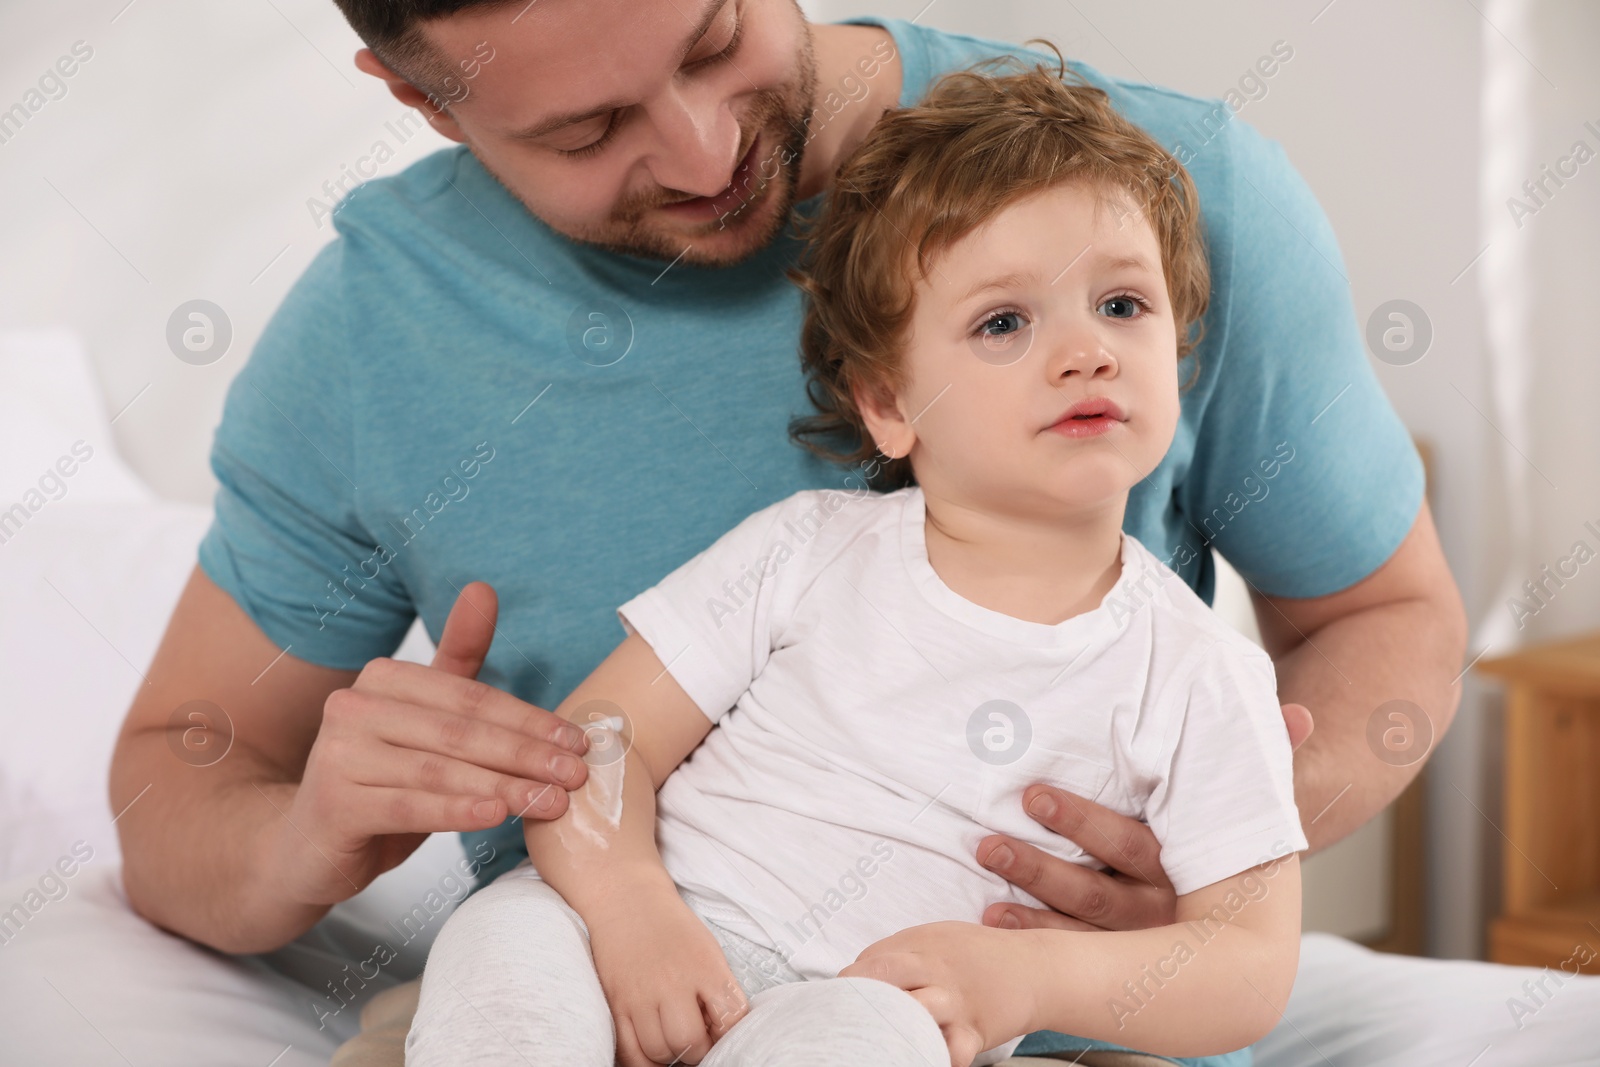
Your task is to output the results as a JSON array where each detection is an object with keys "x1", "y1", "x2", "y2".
[{"x1": 1476, "y1": 631, "x2": 1600, "y2": 973}]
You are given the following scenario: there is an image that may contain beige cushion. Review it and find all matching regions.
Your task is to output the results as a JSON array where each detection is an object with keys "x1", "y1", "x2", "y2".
[{"x1": 329, "y1": 979, "x2": 420, "y2": 1067}]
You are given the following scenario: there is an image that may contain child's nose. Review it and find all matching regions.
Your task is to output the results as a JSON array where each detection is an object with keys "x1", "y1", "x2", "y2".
[{"x1": 1046, "y1": 327, "x2": 1119, "y2": 381}]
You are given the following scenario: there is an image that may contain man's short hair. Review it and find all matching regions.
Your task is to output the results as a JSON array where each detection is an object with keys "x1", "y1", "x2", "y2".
[{"x1": 331, "y1": 0, "x2": 516, "y2": 97}]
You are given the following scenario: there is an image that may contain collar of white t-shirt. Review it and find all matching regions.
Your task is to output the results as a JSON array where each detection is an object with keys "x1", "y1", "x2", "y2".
[{"x1": 895, "y1": 485, "x2": 1146, "y2": 657}]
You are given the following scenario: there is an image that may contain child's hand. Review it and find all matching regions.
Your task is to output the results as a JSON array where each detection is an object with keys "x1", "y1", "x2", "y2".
[
  {"x1": 839, "y1": 921, "x2": 1037, "y2": 1067},
  {"x1": 587, "y1": 893, "x2": 751, "y2": 1066}
]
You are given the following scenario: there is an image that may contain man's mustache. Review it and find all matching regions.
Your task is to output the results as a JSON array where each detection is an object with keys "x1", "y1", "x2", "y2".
[{"x1": 615, "y1": 91, "x2": 795, "y2": 219}]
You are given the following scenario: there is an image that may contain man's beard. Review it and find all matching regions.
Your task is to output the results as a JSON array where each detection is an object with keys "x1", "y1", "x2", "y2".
[
  {"x1": 473, "y1": 23, "x2": 819, "y2": 270},
  {"x1": 604, "y1": 86, "x2": 815, "y2": 267}
]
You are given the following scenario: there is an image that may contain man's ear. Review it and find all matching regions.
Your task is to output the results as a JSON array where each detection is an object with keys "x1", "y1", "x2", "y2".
[
  {"x1": 353, "y1": 48, "x2": 468, "y2": 145},
  {"x1": 854, "y1": 377, "x2": 915, "y2": 461}
]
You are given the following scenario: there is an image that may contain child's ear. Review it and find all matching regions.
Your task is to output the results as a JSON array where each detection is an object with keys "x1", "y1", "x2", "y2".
[{"x1": 853, "y1": 378, "x2": 916, "y2": 461}]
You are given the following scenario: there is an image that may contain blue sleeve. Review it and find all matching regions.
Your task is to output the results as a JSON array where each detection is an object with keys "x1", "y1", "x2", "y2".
[
  {"x1": 196, "y1": 240, "x2": 416, "y2": 669},
  {"x1": 1183, "y1": 117, "x2": 1425, "y2": 598}
]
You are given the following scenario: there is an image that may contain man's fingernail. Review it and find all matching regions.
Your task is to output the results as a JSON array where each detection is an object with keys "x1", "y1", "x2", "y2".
[
  {"x1": 997, "y1": 911, "x2": 1021, "y2": 929},
  {"x1": 982, "y1": 844, "x2": 1014, "y2": 870},
  {"x1": 555, "y1": 724, "x2": 584, "y2": 749},
  {"x1": 473, "y1": 800, "x2": 498, "y2": 820},
  {"x1": 1027, "y1": 793, "x2": 1057, "y2": 820},
  {"x1": 551, "y1": 754, "x2": 580, "y2": 781}
]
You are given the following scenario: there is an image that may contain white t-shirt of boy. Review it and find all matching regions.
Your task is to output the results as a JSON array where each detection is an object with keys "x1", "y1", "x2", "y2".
[{"x1": 617, "y1": 485, "x2": 1308, "y2": 994}]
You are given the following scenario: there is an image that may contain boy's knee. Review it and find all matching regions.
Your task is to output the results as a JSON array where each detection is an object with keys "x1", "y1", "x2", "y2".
[
  {"x1": 722, "y1": 977, "x2": 946, "y2": 1066},
  {"x1": 828, "y1": 975, "x2": 944, "y2": 1035},
  {"x1": 407, "y1": 868, "x2": 612, "y2": 1065},
  {"x1": 824, "y1": 977, "x2": 948, "y2": 1065},
  {"x1": 449, "y1": 867, "x2": 586, "y2": 938}
]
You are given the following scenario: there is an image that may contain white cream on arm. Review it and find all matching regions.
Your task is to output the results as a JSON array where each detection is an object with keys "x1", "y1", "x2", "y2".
[{"x1": 555, "y1": 717, "x2": 627, "y2": 850}]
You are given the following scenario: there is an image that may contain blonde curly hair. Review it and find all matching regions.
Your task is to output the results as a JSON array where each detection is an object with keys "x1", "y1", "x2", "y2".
[{"x1": 787, "y1": 43, "x2": 1211, "y2": 490}]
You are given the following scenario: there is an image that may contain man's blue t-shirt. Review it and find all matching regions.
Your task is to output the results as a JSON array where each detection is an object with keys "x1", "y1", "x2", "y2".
[{"x1": 198, "y1": 16, "x2": 1420, "y2": 1059}]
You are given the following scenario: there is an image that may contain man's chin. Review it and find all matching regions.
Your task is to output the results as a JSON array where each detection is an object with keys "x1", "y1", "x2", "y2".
[
  {"x1": 667, "y1": 196, "x2": 792, "y2": 267},
  {"x1": 611, "y1": 178, "x2": 795, "y2": 269}
]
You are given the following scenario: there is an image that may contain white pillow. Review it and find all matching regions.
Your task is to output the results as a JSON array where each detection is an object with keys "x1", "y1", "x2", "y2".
[
  {"x1": 0, "y1": 495, "x2": 438, "y2": 882},
  {"x1": 0, "y1": 499, "x2": 210, "y2": 880},
  {"x1": 0, "y1": 329, "x2": 151, "y2": 510}
]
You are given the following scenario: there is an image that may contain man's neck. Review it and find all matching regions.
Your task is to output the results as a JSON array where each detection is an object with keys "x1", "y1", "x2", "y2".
[{"x1": 796, "y1": 21, "x2": 905, "y2": 202}]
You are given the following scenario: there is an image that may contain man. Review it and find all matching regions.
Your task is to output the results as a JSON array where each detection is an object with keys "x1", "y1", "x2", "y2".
[{"x1": 31, "y1": 0, "x2": 1587, "y2": 1062}]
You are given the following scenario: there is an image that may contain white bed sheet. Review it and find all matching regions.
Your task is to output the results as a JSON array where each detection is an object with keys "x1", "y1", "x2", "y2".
[{"x1": 4, "y1": 860, "x2": 1598, "y2": 1067}]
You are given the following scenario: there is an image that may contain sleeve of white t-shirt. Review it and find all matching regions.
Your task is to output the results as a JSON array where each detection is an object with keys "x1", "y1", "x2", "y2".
[
  {"x1": 615, "y1": 488, "x2": 849, "y2": 723},
  {"x1": 1143, "y1": 637, "x2": 1310, "y2": 896}
]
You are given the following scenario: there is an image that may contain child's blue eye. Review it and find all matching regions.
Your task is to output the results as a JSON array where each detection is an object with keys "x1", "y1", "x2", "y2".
[
  {"x1": 979, "y1": 311, "x2": 1026, "y2": 337},
  {"x1": 969, "y1": 308, "x2": 1034, "y2": 365},
  {"x1": 1099, "y1": 295, "x2": 1150, "y2": 319}
]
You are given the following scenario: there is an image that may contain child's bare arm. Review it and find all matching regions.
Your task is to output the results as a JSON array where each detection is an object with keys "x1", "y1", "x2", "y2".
[
  {"x1": 522, "y1": 630, "x2": 714, "y2": 900},
  {"x1": 843, "y1": 854, "x2": 1300, "y2": 1066},
  {"x1": 1022, "y1": 853, "x2": 1301, "y2": 1054},
  {"x1": 522, "y1": 630, "x2": 750, "y2": 1065}
]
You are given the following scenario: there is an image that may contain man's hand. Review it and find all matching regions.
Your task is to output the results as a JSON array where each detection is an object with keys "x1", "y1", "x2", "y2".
[
  {"x1": 840, "y1": 921, "x2": 1037, "y2": 1067},
  {"x1": 976, "y1": 703, "x2": 1312, "y2": 933},
  {"x1": 272, "y1": 581, "x2": 590, "y2": 907},
  {"x1": 588, "y1": 889, "x2": 750, "y2": 1066}
]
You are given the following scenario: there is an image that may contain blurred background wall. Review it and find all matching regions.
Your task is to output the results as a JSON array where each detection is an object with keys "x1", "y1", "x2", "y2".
[{"x1": 1, "y1": 0, "x2": 1595, "y2": 961}]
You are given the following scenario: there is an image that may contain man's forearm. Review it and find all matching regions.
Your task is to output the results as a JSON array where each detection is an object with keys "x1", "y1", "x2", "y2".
[
  {"x1": 111, "y1": 731, "x2": 330, "y2": 954},
  {"x1": 1272, "y1": 595, "x2": 1465, "y2": 850}
]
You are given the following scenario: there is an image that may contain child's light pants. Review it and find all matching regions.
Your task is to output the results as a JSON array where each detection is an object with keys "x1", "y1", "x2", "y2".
[{"x1": 404, "y1": 861, "x2": 983, "y2": 1067}]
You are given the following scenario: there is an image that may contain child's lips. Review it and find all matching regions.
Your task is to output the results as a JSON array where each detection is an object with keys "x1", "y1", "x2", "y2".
[
  {"x1": 1047, "y1": 413, "x2": 1122, "y2": 438},
  {"x1": 1054, "y1": 396, "x2": 1126, "y2": 423},
  {"x1": 1045, "y1": 397, "x2": 1127, "y2": 437}
]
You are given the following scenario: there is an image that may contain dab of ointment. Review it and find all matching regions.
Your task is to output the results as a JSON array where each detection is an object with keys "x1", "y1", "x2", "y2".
[{"x1": 556, "y1": 717, "x2": 626, "y2": 850}]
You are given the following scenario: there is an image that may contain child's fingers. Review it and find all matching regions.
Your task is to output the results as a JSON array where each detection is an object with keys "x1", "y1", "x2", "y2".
[
  {"x1": 902, "y1": 988, "x2": 974, "y2": 1067},
  {"x1": 840, "y1": 947, "x2": 924, "y2": 991},
  {"x1": 944, "y1": 1025, "x2": 984, "y2": 1067},
  {"x1": 655, "y1": 998, "x2": 714, "y2": 1065},
  {"x1": 906, "y1": 983, "x2": 955, "y2": 1028},
  {"x1": 614, "y1": 1014, "x2": 654, "y2": 1067},
  {"x1": 701, "y1": 975, "x2": 750, "y2": 1041},
  {"x1": 627, "y1": 1006, "x2": 673, "y2": 1066}
]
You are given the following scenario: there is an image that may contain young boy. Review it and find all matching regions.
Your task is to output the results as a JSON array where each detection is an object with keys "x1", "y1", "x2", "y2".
[{"x1": 407, "y1": 51, "x2": 1305, "y2": 1067}]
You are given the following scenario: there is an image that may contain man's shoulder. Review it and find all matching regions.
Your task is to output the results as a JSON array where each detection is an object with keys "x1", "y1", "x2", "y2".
[
  {"x1": 317, "y1": 145, "x2": 581, "y2": 279},
  {"x1": 231, "y1": 152, "x2": 474, "y2": 388},
  {"x1": 870, "y1": 17, "x2": 1261, "y2": 168},
  {"x1": 320, "y1": 145, "x2": 469, "y2": 235}
]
